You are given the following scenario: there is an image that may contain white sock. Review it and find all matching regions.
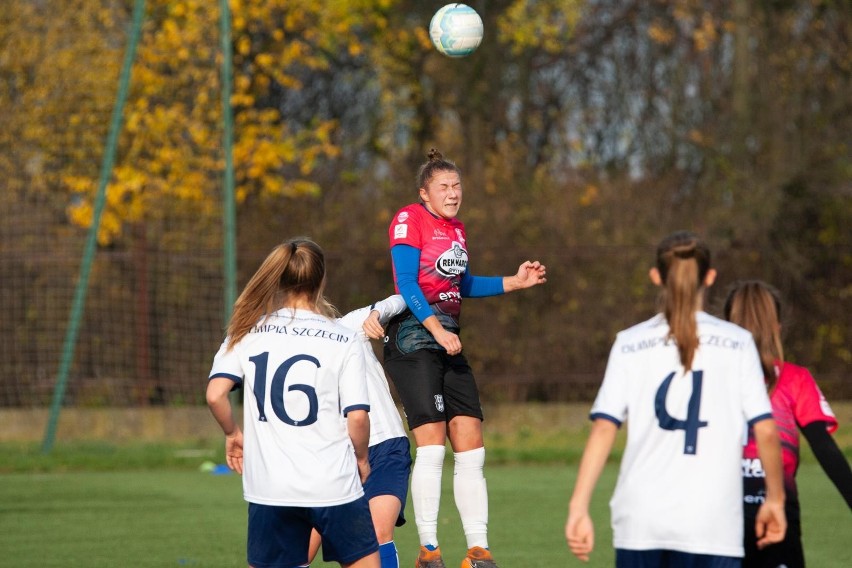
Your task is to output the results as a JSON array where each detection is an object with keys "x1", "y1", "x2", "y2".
[
  {"x1": 454, "y1": 447, "x2": 489, "y2": 550},
  {"x1": 412, "y1": 444, "x2": 446, "y2": 548}
]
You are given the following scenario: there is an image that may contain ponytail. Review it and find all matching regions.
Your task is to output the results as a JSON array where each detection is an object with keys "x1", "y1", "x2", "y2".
[
  {"x1": 226, "y1": 237, "x2": 328, "y2": 349},
  {"x1": 724, "y1": 280, "x2": 784, "y2": 390},
  {"x1": 655, "y1": 232, "x2": 712, "y2": 371}
]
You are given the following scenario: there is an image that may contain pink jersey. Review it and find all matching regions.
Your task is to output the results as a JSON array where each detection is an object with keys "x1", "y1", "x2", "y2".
[
  {"x1": 742, "y1": 362, "x2": 838, "y2": 508},
  {"x1": 388, "y1": 203, "x2": 468, "y2": 319}
]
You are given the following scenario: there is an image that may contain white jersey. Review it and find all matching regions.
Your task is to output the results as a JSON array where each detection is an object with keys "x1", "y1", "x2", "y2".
[
  {"x1": 591, "y1": 311, "x2": 772, "y2": 557},
  {"x1": 209, "y1": 308, "x2": 369, "y2": 507},
  {"x1": 336, "y1": 295, "x2": 408, "y2": 447}
]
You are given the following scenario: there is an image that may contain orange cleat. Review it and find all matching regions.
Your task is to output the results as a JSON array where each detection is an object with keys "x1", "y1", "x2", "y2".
[{"x1": 416, "y1": 545, "x2": 447, "y2": 568}]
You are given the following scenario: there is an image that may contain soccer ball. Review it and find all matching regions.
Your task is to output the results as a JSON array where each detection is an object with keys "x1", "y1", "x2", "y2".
[{"x1": 429, "y1": 4, "x2": 484, "y2": 58}]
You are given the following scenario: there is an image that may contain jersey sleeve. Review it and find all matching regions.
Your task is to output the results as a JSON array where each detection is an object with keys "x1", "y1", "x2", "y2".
[
  {"x1": 790, "y1": 366, "x2": 839, "y2": 433},
  {"x1": 391, "y1": 244, "x2": 434, "y2": 323},
  {"x1": 371, "y1": 294, "x2": 407, "y2": 323},
  {"x1": 336, "y1": 295, "x2": 407, "y2": 332},
  {"x1": 460, "y1": 271, "x2": 504, "y2": 298},
  {"x1": 338, "y1": 337, "x2": 370, "y2": 416},
  {"x1": 739, "y1": 337, "x2": 773, "y2": 425},
  {"x1": 589, "y1": 336, "x2": 629, "y2": 426},
  {"x1": 389, "y1": 205, "x2": 423, "y2": 249},
  {"x1": 208, "y1": 337, "x2": 244, "y2": 386}
]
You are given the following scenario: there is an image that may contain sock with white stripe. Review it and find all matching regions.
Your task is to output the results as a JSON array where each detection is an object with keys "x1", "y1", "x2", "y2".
[{"x1": 378, "y1": 540, "x2": 399, "y2": 568}]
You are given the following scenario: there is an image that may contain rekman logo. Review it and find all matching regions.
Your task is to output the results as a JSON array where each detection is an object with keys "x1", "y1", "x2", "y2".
[{"x1": 435, "y1": 242, "x2": 468, "y2": 277}]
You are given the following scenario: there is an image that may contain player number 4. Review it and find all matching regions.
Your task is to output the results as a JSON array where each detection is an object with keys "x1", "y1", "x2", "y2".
[{"x1": 654, "y1": 370, "x2": 709, "y2": 455}]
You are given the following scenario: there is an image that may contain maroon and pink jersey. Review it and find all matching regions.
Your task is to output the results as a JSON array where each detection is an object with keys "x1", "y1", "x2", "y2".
[
  {"x1": 742, "y1": 362, "x2": 838, "y2": 511},
  {"x1": 388, "y1": 203, "x2": 468, "y2": 319}
]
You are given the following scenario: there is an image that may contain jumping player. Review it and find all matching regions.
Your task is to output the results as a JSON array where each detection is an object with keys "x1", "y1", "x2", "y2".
[
  {"x1": 385, "y1": 148, "x2": 546, "y2": 568},
  {"x1": 307, "y1": 295, "x2": 413, "y2": 568},
  {"x1": 725, "y1": 280, "x2": 852, "y2": 567},
  {"x1": 206, "y1": 237, "x2": 380, "y2": 568},
  {"x1": 565, "y1": 231, "x2": 787, "y2": 567}
]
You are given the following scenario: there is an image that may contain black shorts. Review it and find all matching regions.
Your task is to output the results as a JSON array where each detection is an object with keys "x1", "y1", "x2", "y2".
[{"x1": 383, "y1": 348, "x2": 483, "y2": 430}]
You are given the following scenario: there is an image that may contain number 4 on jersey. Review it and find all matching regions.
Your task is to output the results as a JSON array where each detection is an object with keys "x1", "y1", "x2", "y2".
[{"x1": 655, "y1": 370, "x2": 708, "y2": 455}]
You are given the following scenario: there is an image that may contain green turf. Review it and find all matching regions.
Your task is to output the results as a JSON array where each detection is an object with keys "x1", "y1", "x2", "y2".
[{"x1": 0, "y1": 461, "x2": 848, "y2": 567}]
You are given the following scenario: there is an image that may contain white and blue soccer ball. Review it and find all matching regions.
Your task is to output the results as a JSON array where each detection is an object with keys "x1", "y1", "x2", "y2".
[{"x1": 429, "y1": 4, "x2": 484, "y2": 58}]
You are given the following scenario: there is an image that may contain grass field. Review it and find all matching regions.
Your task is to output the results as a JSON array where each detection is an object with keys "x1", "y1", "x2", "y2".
[
  {"x1": 2, "y1": 402, "x2": 850, "y2": 566},
  {"x1": 1, "y1": 453, "x2": 849, "y2": 567}
]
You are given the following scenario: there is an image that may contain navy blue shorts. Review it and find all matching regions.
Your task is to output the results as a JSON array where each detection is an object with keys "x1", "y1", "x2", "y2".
[
  {"x1": 616, "y1": 549, "x2": 742, "y2": 568},
  {"x1": 364, "y1": 436, "x2": 412, "y2": 527},
  {"x1": 247, "y1": 498, "x2": 378, "y2": 567}
]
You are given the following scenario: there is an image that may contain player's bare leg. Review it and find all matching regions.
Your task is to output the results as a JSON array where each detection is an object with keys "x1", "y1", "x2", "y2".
[
  {"x1": 370, "y1": 495, "x2": 403, "y2": 568},
  {"x1": 342, "y1": 550, "x2": 381, "y2": 568}
]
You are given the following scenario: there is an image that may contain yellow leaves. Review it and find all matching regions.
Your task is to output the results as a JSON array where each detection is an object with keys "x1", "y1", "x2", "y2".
[
  {"x1": 497, "y1": 0, "x2": 583, "y2": 55},
  {"x1": 650, "y1": 8, "x2": 719, "y2": 51},
  {"x1": 8, "y1": 0, "x2": 394, "y2": 245},
  {"x1": 648, "y1": 21, "x2": 675, "y2": 45},
  {"x1": 236, "y1": 35, "x2": 251, "y2": 56},
  {"x1": 579, "y1": 184, "x2": 598, "y2": 207},
  {"x1": 692, "y1": 12, "x2": 718, "y2": 52},
  {"x1": 254, "y1": 52, "x2": 274, "y2": 68},
  {"x1": 688, "y1": 129, "x2": 705, "y2": 145},
  {"x1": 412, "y1": 26, "x2": 432, "y2": 51}
]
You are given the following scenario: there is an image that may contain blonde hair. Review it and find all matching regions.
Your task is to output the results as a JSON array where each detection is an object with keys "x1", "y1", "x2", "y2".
[
  {"x1": 655, "y1": 231, "x2": 712, "y2": 371},
  {"x1": 226, "y1": 237, "x2": 337, "y2": 349},
  {"x1": 724, "y1": 280, "x2": 784, "y2": 390}
]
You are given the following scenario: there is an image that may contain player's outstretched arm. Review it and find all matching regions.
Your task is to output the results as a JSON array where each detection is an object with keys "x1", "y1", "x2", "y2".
[
  {"x1": 566, "y1": 418, "x2": 618, "y2": 562},
  {"x1": 753, "y1": 417, "x2": 786, "y2": 548},
  {"x1": 503, "y1": 260, "x2": 547, "y2": 292}
]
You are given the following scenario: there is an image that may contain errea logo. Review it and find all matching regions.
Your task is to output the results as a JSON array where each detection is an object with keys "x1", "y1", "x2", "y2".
[{"x1": 435, "y1": 242, "x2": 468, "y2": 277}]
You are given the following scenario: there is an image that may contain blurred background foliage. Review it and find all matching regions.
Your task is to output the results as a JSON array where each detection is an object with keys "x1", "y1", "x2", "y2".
[{"x1": 0, "y1": 0, "x2": 849, "y2": 406}]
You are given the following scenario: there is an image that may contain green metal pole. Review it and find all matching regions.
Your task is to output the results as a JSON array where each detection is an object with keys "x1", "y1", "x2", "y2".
[
  {"x1": 219, "y1": 0, "x2": 239, "y2": 413},
  {"x1": 219, "y1": 0, "x2": 237, "y2": 324},
  {"x1": 42, "y1": 0, "x2": 147, "y2": 453}
]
